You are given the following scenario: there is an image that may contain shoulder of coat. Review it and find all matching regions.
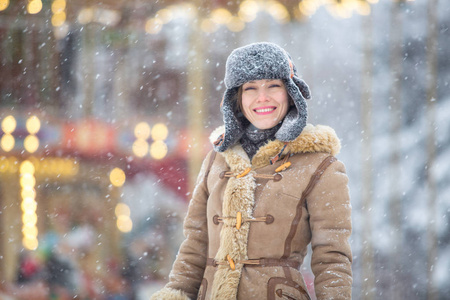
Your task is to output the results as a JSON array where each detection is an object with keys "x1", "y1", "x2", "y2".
[
  {"x1": 209, "y1": 126, "x2": 252, "y2": 170},
  {"x1": 287, "y1": 124, "x2": 341, "y2": 156},
  {"x1": 251, "y1": 124, "x2": 341, "y2": 168},
  {"x1": 209, "y1": 125, "x2": 225, "y2": 144}
]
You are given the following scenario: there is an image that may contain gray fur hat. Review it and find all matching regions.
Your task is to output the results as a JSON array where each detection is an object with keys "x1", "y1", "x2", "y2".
[{"x1": 213, "y1": 42, "x2": 311, "y2": 152}]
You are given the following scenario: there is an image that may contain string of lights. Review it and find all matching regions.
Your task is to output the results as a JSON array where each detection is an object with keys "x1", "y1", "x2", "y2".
[{"x1": 0, "y1": 0, "x2": 416, "y2": 37}]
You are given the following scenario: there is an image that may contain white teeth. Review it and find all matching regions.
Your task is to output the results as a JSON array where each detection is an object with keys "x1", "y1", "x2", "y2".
[{"x1": 255, "y1": 108, "x2": 275, "y2": 113}]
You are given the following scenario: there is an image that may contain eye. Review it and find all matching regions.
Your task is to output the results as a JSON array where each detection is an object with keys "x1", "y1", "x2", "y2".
[
  {"x1": 243, "y1": 86, "x2": 256, "y2": 91},
  {"x1": 267, "y1": 80, "x2": 283, "y2": 88},
  {"x1": 269, "y1": 84, "x2": 281, "y2": 88}
]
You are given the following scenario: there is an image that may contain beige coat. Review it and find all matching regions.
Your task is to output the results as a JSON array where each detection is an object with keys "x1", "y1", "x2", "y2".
[{"x1": 151, "y1": 124, "x2": 352, "y2": 300}]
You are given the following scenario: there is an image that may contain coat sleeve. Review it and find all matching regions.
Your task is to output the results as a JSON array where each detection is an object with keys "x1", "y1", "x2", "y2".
[
  {"x1": 308, "y1": 159, "x2": 353, "y2": 300},
  {"x1": 151, "y1": 151, "x2": 213, "y2": 300}
]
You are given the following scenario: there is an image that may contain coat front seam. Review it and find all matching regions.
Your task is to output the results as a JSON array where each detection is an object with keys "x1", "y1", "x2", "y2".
[{"x1": 281, "y1": 156, "x2": 337, "y2": 259}]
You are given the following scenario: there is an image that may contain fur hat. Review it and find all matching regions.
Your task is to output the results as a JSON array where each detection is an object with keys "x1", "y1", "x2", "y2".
[{"x1": 213, "y1": 42, "x2": 311, "y2": 152}]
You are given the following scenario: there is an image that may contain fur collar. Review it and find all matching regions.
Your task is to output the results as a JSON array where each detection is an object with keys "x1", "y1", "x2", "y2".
[{"x1": 210, "y1": 124, "x2": 341, "y2": 168}]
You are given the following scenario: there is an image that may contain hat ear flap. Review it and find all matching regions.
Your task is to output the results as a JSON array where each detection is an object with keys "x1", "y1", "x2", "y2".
[{"x1": 292, "y1": 76, "x2": 311, "y2": 100}]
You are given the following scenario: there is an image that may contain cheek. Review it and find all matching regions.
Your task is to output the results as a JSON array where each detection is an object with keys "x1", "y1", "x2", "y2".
[
  {"x1": 277, "y1": 93, "x2": 289, "y2": 109},
  {"x1": 241, "y1": 97, "x2": 252, "y2": 115},
  {"x1": 241, "y1": 96, "x2": 251, "y2": 108},
  {"x1": 277, "y1": 97, "x2": 289, "y2": 118}
]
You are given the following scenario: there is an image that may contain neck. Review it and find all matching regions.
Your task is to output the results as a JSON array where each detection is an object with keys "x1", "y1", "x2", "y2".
[{"x1": 240, "y1": 123, "x2": 281, "y2": 160}]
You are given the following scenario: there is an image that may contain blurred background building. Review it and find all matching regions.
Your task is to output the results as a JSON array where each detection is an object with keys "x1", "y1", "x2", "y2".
[{"x1": 0, "y1": 0, "x2": 448, "y2": 299}]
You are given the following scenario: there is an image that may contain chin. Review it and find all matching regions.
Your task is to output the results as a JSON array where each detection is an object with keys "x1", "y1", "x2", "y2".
[{"x1": 255, "y1": 123, "x2": 276, "y2": 130}]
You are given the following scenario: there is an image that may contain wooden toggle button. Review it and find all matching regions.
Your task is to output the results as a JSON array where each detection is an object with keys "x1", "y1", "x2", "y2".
[
  {"x1": 227, "y1": 254, "x2": 236, "y2": 270},
  {"x1": 275, "y1": 162, "x2": 291, "y2": 173},
  {"x1": 236, "y1": 168, "x2": 251, "y2": 178},
  {"x1": 236, "y1": 212, "x2": 242, "y2": 230}
]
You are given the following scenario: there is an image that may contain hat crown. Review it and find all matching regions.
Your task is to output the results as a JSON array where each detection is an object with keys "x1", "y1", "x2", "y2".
[{"x1": 224, "y1": 42, "x2": 294, "y2": 89}]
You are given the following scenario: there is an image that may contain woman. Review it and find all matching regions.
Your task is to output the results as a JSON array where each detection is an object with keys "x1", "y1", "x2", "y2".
[{"x1": 151, "y1": 42, "x2": 352, "y2": 300}]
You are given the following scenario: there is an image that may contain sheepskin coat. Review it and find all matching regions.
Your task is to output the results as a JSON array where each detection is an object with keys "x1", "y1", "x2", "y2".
[{"x1": 151, "y1": 124, "x2": 352, "y2": 300}]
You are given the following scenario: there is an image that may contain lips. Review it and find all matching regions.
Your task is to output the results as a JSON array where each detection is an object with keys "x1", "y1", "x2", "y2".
[{"x1": 253, "y1": 106, "x2": 277, "y2": 115}]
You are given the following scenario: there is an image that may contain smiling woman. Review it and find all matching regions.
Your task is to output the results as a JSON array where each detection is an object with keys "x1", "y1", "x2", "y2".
[
  {"x1": 151, "y1": 42, "x2": 352, "y2": 300},
  {"x1": 241, "y1": 79, "x2": 290, "y2": 130}
]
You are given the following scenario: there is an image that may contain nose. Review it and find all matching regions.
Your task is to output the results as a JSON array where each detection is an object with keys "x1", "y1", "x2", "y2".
[{"x1": 256, "y1": 89, "x2": 269, "y2": 102}]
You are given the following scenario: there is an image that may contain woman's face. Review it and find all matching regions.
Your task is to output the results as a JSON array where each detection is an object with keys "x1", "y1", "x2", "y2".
[{"x1": 241, "y1": 79, "x2": 289, "y2": 130}]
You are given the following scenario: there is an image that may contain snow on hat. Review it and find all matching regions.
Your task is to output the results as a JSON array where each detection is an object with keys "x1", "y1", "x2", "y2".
[{"x1": 213, "y1": 42, "x2": 311, "y2": 152}]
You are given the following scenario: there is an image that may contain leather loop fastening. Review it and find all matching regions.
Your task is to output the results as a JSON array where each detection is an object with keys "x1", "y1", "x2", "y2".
[
  {"x1": 219, "y1": 171, "x2": 284, "y2": 181},
  {"x1": 206, "y1": 258, "x2": 300, "y2": 270},
  {"x1": 214, "y1": 215, "x2": 274, "y2": 225}
]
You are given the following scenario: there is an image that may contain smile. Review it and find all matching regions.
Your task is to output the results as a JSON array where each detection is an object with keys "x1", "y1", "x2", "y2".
[{"x1": 254, "y1": 106, "x2": 276, "y2": 115}]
